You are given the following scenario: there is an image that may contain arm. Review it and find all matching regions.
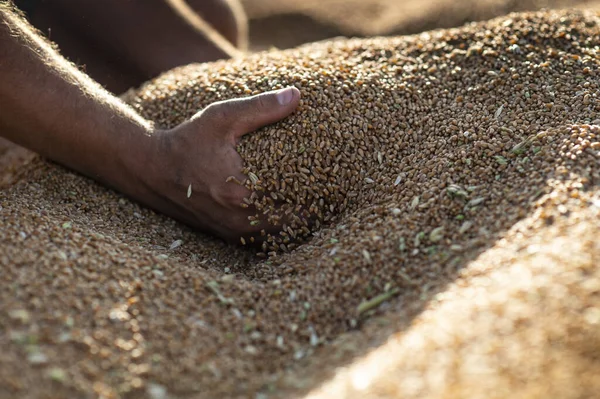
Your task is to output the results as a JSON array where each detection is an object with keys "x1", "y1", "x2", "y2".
[
  {"x1": 0, "y1": 4, "x2": 300, "y2": 240},
  {"x1": 0, "y1": 4, "x2": 154, "y2": 199}
]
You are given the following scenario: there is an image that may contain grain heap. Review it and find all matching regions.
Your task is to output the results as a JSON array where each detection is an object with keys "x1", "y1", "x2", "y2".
[
  {"x1": 130, "y1": 8, "x2": 600, "y2": 255},
  {"x1": 242, "y1": 0, "x2": 600, "y2": 49},
  {"x1": 1, "y1": 9, "x2": 600, "y2": 399},
  {"x1": 304, "y1": 186, "x2": 600, "y2": 399}
]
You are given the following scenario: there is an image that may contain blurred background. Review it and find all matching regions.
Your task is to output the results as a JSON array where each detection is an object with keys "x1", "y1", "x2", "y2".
[{"x1": 241, "y1": 0, "x2": 600, "y2": 50}]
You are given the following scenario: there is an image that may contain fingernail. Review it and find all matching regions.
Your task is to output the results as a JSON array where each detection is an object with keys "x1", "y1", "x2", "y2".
[{"x1": 276, "y1": 87, "x2": 294, "y2": 105}]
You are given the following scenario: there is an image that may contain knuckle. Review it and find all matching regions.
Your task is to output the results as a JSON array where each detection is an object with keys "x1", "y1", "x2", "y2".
[
  {"x1": 203, "y1": 102, "x2": 230, "y2": 126},
  {"x1": 254, "y1": 93, "x2": 269, "y2": 111}
]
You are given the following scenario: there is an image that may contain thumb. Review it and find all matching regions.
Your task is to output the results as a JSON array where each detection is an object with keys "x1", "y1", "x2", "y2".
[{"x1": 228, "y1": 87, "x2": 301, "y2": 140}]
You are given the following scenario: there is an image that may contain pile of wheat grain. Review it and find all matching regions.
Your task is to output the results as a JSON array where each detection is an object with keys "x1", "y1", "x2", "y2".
[{"x1": 1, "y1": 9, "x2": 599, "y2": 399}]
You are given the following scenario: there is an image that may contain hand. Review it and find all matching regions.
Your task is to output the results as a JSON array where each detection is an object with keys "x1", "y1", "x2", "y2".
[
  {"x1": 140, "y1": 87, "x2": 301, "y2": 241},
  {"x1": 0, "y1": 4, "x2": 296, "y2": 243}
]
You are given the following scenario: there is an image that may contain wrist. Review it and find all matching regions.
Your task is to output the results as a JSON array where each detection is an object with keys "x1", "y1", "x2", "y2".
[
  {"x1": 118, "y1": 126, "x2": 191, "y2": 221},
  {"x1": 112, "y1": 122, "x2": 163, "y2": 200}
]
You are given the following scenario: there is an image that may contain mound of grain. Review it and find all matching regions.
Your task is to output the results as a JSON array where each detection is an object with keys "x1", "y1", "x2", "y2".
[
  {"x1": 305, "y1": 186, "x2": 600, "y2": 399},
  {"x1": 1, "y1": 9, "x2": 599, "y2": 399},
  {"x1": 242, "y1": 0, "x2": 600, "y2": 49},
  {"x1": 129, "y1": 9, "x2": 600, "y2": 254}
]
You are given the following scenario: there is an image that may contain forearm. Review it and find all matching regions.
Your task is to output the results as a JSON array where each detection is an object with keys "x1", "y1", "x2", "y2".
[{"x1": 0, "y1": 5, "x2": 154, "y2": 197}]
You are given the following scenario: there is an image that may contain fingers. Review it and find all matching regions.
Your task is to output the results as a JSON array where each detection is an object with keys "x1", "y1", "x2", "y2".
[
  {"x1": 200, "y1": 87, "x2": 300, "y2": 142},
  {"x1": 182, "y1": 87, "x2": 300, "y2": 241},
  {"x1": 230, "y1": 87, "x2": 300, "y2": 138}
]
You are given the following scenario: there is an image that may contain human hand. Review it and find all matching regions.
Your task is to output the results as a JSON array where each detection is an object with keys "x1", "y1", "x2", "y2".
[
  {"x1": 140, "y1": 87, "x2": 300, "y2": 241},
  {"x1": 0, "y1": 4, "x2": 297, "y2": 243}
]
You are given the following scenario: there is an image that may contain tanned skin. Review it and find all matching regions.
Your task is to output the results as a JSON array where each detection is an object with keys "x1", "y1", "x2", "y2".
[{"x1": 0, "y1": 2, "x2": 301, "y2": 241}]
